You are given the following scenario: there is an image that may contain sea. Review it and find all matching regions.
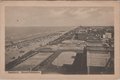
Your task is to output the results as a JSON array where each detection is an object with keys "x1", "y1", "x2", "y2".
[{"x1": 5, "y1": 26, "x2": 74, "y2": 42}]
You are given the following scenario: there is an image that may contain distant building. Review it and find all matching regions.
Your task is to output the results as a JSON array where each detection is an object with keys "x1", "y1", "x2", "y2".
[
  {"x1": 105, "y1": 32, "x2": 112, "y2": 39},
  {"x1": 103, "y1": 34, "x2": 106, "y2": 38}
]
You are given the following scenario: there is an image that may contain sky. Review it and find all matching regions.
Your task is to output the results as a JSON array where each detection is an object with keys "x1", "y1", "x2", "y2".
[{"x1": 5, "y1": 7, "x2": 114, "y2": 27}]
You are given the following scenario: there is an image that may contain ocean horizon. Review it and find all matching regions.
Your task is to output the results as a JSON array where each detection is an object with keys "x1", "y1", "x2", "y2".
[{"x1": 5, "y1": 26, "x2": 74, "y2": 42}]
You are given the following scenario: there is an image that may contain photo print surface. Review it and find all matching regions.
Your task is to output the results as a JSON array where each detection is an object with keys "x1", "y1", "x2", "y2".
[{"x1": 5, "y1": 7, "x2": 114, "y2": 74}]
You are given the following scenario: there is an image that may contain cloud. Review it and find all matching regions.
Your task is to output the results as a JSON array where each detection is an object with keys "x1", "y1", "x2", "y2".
[
  {"x1": 50, "y1": 9, "x2": 67, "y2": 16},
  {"x1": 5, "y1": 7, "x2": 114, "y2": 27}
]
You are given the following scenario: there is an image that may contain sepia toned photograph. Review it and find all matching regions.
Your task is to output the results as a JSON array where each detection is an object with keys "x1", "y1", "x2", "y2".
[
  {"x1": 5, "y1": 7, "x2": 114, "y2": 74},
  {"x1": 0, "y1": 1, "x2": 120, "y2": 80}
]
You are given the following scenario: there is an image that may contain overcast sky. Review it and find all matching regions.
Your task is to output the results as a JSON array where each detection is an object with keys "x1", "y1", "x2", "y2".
[{"x1": 5, "y1": 7, "x2": 114, "y2": 27}]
